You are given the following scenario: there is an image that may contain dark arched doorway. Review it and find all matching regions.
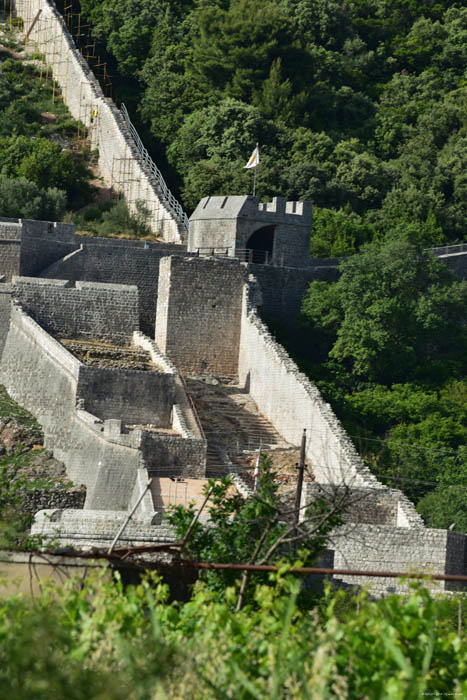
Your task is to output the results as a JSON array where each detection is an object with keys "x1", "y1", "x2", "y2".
[{"x1": 245, "y1": 225, "x2": 275, "y2": 264}]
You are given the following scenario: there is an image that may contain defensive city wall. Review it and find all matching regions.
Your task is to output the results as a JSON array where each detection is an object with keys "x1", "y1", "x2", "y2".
[
  {"x1": 0, "y1": 288, "x2": 205, "y2": 511},
  {"x1": 10, "y1": 0, "x2": 187, "y2": 242},
  {"x1": 0, "y1": 199, "x2": 466, "y2": 592}
]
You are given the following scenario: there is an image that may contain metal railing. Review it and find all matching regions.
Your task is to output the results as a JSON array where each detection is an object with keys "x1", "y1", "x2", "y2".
[
  {"x1": 179, "y1": 371, "x2": 206, "y2": 441},
  {"x1": 235, "y1": 248, "x2": 273, "y2": 265},
  {"x1": 195, "y1": 247, "x2": 231, "y2": 257},
  {"x1": 195, "y1": 247, "x2": 275, "y2": 265},
  {"x1": 120, "y1": 103, "x2": 189, "y2": 234}
]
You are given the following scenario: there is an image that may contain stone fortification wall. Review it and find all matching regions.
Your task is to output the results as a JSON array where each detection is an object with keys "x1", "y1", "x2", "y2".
[
  {"x1": 249, "y1": 263, "x2": 340, "y2": 319},
  {"x1": 13, "y1": 277, "x2": 139, "y2": 345},
  {"x1": 31, "y1": 508, "x2": 174, "y2": 550},
  {"x1": 0, "y1": 218, "x2": 77, "y2": 281},
  {"x1": 331, "y1": 525, "x2": 467, "y2": 595},
  {"x1": 40, "y1": 242, "x2": 189, "y2": 335},
  {"x1": 302, "y1": 483, "x2": 423, "y2": 528},
  {"x1": 189, "y1": 196, "x2": 313, "y2": 268},
  {"x1": 0, "y1": 221, "x2": 22, "y2": 280},
  {"x1": 0, "y1": 305, "x2": 199, "y2": 509},
  {"x1": 0, "y1": 288, "x2": 13, "y2": 358},
  {"x1": 19, "y1": 219, "x2": 76, "y2": 275},
  {"x1": 1, "y1": 303, "x2": 81, "y2": 454},
  {"x1": 238, "y1": 282, "x2": 423, "y2": 531},
  {"x1": 239, "y1": 285, "x2": 377, "y2": 486},
  {"x1": 141, "y1": 431, "x2": 205, "y2": 479},
  {"x1": 155, "y1": 256, "x2": 246, "y2": 376},
  {"x1": 77, "y1": 366, "x2": 175, "y2": 428},
  {"x1": 65, "y1": 411, "x2": 143, "y2": 510},
  {"x1": 12, "y1": 0, "x2": 185, "y2": 242},
  {"x1": 133, "y1": 331, "x2": 205, "y2": 442}
]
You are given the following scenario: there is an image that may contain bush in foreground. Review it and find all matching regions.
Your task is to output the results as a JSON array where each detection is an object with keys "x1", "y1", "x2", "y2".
[{"x1": 0, "y1": 569, "x2": 466, "y2": 699}]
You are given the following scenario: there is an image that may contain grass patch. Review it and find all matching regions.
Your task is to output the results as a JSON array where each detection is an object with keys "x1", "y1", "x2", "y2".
[{"x1": 0, "y1": 385, "x2": 41, "y2": 429}]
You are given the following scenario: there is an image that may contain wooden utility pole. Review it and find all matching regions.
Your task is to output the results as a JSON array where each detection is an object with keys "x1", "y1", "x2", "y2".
[{"x1": 293, "y1": 429, "x2": 307, "y2": 531}]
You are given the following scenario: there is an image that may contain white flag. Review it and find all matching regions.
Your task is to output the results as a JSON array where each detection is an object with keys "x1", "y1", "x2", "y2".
[
  {"x1": 244, "y1": 145, "x2": 259, "y2": 169},
  {"x1": 253, "y1": 452, "x2": 260, "y2": 477}
]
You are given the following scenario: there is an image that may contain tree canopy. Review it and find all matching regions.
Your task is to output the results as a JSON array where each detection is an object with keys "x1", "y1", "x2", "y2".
[
  {"x1": 302, "y1": 238, "x2": 467, "y2": 383},
  {"x1": 77, "y1": 0, "x2": 467, "y2": 249},
  {"x1": 292, "y1": 238, "x2": 467, "y2": 529}
]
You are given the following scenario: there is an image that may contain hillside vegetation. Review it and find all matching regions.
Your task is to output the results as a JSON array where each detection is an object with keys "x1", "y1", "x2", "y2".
[
  {"x1": 1, "y1": 569, "x2": 467, "y2": 699},
  {"x1": 0, "y1": 14, "x2": 152, "y2": 236},
  {"x1": 77, "y1": 0, "x2": 467, "y2": 254}
]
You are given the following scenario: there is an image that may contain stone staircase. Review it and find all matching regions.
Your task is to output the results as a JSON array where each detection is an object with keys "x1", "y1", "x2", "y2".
[{"x1": 185, "y1": 377, "x2": 291, "y2": 478}]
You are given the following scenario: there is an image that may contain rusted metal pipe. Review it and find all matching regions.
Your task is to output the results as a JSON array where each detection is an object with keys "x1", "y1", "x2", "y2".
[{"x1": 179, "y1": 561, "x2": 467, "y2": 583}]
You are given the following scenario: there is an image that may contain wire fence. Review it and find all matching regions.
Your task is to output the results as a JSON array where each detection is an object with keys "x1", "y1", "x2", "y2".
[{"x1": 120, "y1": 103, "x2": 189, "y2": 234}]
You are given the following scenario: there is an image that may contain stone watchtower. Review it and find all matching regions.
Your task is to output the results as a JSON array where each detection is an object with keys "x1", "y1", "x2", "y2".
[{"x1": 188, "y1": 195, "x2": 312, "y2": 267}]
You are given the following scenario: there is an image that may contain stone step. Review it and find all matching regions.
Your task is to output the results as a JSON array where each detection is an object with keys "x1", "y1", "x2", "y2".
[{"x1": 185, "y1": 377, "x2": 291, "y2": 479}]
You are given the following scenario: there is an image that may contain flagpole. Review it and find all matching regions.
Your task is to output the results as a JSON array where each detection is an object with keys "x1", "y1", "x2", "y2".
[
  {"x1": 244, "y1": 143, "x2": 259, "y2": 196},
  {"x1": 253, "y1": 141, "x2": 258, "y2": 196}
]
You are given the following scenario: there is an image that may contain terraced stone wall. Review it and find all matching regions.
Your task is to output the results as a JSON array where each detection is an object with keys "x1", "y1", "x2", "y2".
[
  {"x1": 13, "y1": 277, "x2": 139, "y2": 345},
  {"x1": 40, "y1": 242, "x2": 189, "y2": 335},
  {"x1": 331, "y1": 525, "x2": 467, "y2": 596}
]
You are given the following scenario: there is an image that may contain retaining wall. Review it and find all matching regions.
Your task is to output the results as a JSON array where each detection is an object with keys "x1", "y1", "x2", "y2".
[
  {"x1": 13, "y1": 277, "x2": 139, "y2": 344},
  {"x1": 331, "y1": 524, "x2": 467, "y2": 595},
  {"x1": 20, "y1": 485, "x2": 86, "y2": 515},
  {"x1": 40, "y1": 241, "x2": 189, "y2": 335},
  {"x1": 12, "y1": 0, "x2": 185, "y2": 242},
  {"x1": 238, "y1": 282, "x2": 423, "y2": 530}
]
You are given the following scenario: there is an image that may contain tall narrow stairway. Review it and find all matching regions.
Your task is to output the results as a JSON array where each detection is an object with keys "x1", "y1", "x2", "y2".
[{"x1": 185, "y1": 377, "x2": 292, "y2": 478}]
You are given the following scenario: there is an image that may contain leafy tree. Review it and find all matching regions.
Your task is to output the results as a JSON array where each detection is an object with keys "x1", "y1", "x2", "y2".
[
  {"x1": 309, "y1": 206, "x2": 376, "y2": 257},
  {"x1": 167, "y1": 456, "x2": 343, "y2": 605},
  {"x1": 0, "y1": 176, "x2": 66, "y2": 221},
  {"x1": 96, "y1": 200, "x2": 151, "y2": 238},
  {"x1": 167, "y1": 98, "x2": 285, "y2": 208},
  {"x1": 189, "y1": 0, "x2": 302, "y2": 106},
  {"x1": 302, "y1": 237, "x2": 467, "y2": 383}
]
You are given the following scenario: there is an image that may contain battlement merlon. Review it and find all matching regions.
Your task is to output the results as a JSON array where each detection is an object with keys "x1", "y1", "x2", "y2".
[{"x1": 190, "y1": 195, "x2": 312, "y2": 226}]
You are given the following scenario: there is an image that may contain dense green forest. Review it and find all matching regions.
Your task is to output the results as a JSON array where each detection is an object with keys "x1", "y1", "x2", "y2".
[
  {"x1": 0, "y1": 16, "x2": 152, "y2": 235},
  {"x1": 77, "y1": 0, "x2": 467, "y2": 254},
  {"x1": 72, "y1": 0, "x2": 467, "y2": 529}
]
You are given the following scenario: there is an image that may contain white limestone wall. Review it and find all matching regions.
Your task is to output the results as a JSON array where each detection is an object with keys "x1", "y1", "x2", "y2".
[
  {"x1": 12, "y1": 0, "x2": 185, "y2": 242},
  {"x1": 239, "y1": 292, "x2": 377, "y2": 486},
  {"x1": 331, "y1": 525, "x2": 466, "y2": 595},
  {"x1": 32, "y1": 509, "x2": 172, "y2": 550},
  {"x1": 238, "y1": 285, "x2": 423, "y2": 531},
  {"x1": 132, "y1": 331, "x2": 205, "y2": 441}
]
